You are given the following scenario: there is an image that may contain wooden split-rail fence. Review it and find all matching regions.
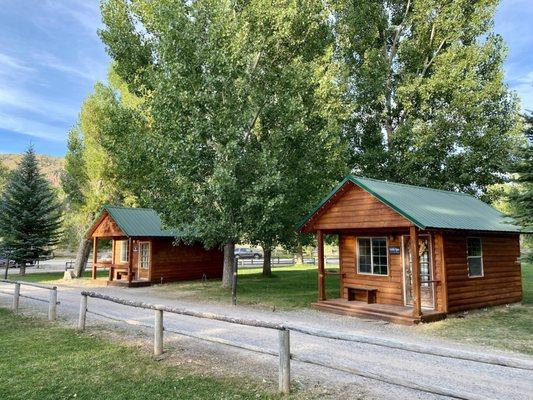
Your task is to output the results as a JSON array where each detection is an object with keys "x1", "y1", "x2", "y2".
[
  {"x1": 0, "y1": 279, "x2": 58, "y2": 321},
  {"x1": 78, "y1": 291, "x2": 533, "y2": 399}
]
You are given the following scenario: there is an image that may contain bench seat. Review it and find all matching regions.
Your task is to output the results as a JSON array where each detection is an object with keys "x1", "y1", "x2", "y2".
[{"x1": 345, "y1": 285, "x2": 378, "y2": 304}]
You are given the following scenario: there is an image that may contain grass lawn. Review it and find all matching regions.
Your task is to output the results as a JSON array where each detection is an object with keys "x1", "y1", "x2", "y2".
[
  {"x1": 6, "y1": 269, "x2": 107, "y2": 283},
  {"x1": 418, "y1": 263, "x2": 533, "y2": 355},
  {"x1": 0, "y1": 308, "x2": 286, "y2": 400},
  {"x1": 157, "y1": 265, "x2": 340, "y2": 309}
]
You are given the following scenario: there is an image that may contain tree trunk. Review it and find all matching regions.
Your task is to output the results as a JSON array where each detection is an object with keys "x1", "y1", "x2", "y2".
[
  {"x1": 262, "y1": 245, "x2": 272, "y2": 277},
  {"x1": 221, "y1": 240, "x2": 235, "y2": 288},
  {"x1": 19, "y1": 262, "x2": 26, "y2": 276},
  {"x1": 3, "y1": 259, "x2": 8, "y2": 279},
  {"x1": 295, "y1": 242, "x2": 304, "y2": 265},
  {"x1": 74, "y1": 238, "x2": 92, "y2": 278}
]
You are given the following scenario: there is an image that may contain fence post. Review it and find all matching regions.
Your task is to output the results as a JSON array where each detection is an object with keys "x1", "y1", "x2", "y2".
[
  {"x1": 78, "y1": 294, "x2": 87, "y2": 330},
  {"x1": 231, "y1": 258, "x2": 238, "y2": 306},
  {"x1": 154, "y1": 309, "x2": 163, "y2": 356},
  {"x1": 13, "y1": 282, "x2": 20, "y2": 312},
  {"x1": 48, "y1": 287, "x2": 57, "y2": 321},
  {"x1": 278, "y1": 328, "x2": 291, "y2": 394}
]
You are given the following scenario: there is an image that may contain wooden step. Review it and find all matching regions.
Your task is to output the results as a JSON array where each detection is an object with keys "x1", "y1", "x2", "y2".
[{"x1": 106, "y1": 280, "x2": 151, "y2": 288}]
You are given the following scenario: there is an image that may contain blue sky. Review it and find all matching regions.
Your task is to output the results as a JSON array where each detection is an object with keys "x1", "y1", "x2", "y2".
[{"x1": 0, "y1": 1, "x2": 532, "y2": 157}]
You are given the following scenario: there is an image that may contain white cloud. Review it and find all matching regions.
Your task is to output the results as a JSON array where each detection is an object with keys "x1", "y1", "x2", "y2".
[
  {"x1": 0, "y1": 85, "x2": 78, "y2": 123},
  {"x1": 0, "y1": 53, "x2": 35, "y2": 75},
  {"x1": 34, "y1": 50, "x2": 107, "y2": 82},
  {"x1": 510, "y1": 71, "x2": 533, "y2": 112},
  {"x1": 0, "y1": 111, "x2": 66, "y2": 142}
]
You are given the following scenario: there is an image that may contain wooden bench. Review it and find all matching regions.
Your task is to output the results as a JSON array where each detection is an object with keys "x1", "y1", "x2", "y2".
[{"x1": 345, "y1": 285, "x2": 377, "y2": 304}]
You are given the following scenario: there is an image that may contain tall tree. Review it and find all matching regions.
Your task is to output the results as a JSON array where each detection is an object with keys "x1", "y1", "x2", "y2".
[
  {"x1": 62, "y1": 79, "x2": 141, "y2": 277},
  {"x1": 507, "y1": 112, "x2": 533, "y2": 262},
  {"x1": 0, "y1": 147, "x2": 62, "y2": 275},
  {"x1": 99, "y1": 0, "x2": 348, "y2": 284},
  {"x1": 333, "y1": 0, "x2": 522, "y2": 194}
]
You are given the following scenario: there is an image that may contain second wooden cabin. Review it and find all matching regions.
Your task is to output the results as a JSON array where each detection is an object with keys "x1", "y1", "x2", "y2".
[
  {"x1": 87, "y1": 206, "x2": 223, "y2": 287},
  {"x1": 298, "y1": 176, "x2": 523, "y2": 325}
]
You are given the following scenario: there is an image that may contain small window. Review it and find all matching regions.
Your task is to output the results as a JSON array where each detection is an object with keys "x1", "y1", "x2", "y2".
[
  {"x1": 467, "y1": 237, "x2": 483, "y2": 277},
  {"x1": 357, "y1": 237, "x2": 388, "y2": 275},
  {"x1": 119, "y1": 240, "x2": 129, "y2": 263}
]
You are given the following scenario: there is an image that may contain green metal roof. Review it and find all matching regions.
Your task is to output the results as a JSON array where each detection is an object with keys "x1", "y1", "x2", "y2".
[
  {"x1": 298, "y1": 175, "x2": 521, "y2": 233},
  {"x1": 103, "y1": 206, "x2": 175, "y2": 237}
]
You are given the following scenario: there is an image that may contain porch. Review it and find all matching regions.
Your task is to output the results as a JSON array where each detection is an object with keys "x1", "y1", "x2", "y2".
[{"x1": 312, "y1": 299, "x2": 446, "y2": 325}]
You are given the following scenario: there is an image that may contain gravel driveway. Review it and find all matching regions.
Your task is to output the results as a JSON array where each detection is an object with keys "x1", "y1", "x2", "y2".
[{"x1": 1, "y1": 281, "x2": 532, "y2": 400}]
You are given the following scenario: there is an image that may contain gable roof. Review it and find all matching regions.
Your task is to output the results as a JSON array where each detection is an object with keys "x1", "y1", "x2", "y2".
[
  {"x1": 298, "y1": 176, "x2": 521, "y2": 233},
  {"x1": 92, "y1": 206, "x2": 175, "y2": 237}
]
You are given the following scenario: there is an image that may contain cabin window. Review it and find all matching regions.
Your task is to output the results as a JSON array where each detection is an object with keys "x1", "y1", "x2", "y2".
[
  {"x1": 119, "y1": 240, "x2": 129, "y2": 263},
  {"x1": 467, "y1": 237, "x2": 483, "y2": 277},
  {"x1": 357, "y1": 237, "x2": 388, "y2": 275}
]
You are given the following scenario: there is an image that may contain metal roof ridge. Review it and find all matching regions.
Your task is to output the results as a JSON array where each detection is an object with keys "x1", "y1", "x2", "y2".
[{"x1": 348, "y1": 175, "x2": 473, "y2": 197}]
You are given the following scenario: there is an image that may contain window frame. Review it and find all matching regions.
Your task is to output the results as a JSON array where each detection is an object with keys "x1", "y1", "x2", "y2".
[
  {"x1": 356, "y1": 236, "x2": 389, "y2": 276},
  {"x1": 119, "y1": 240, "x2": 129, "y2": 263},
  {"x1": 466, "y1": 237, "x2": 484, "y2": 278}
]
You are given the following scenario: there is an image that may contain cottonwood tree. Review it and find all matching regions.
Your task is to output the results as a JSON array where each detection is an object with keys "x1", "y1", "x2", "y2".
[
  {"x1": 62, "y1": 79, "x2": 141, "y2": 277},
  {"x1": 0, "y1": 147, "x2": 62, "y2": 275},
  {"x1": 99, "y1": 0, "x2": 349, "y2": 284},
  {"x1": 333, "y1": 0, "x2": 522, "y2": 194},
  {"x1": 507, "y1": 112, "x2": 533, "y2": 262}
]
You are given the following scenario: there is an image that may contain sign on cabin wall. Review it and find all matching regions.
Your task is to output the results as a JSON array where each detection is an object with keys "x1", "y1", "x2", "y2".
[{"x1": 388, "y1": 246, "x2": 401, "y2": 255}]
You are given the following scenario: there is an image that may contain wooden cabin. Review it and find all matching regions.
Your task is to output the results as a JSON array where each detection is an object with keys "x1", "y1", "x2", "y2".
[
  {"x1": 298, "y1": 176, "x2": 523, "y2": 325},
  {"x1": 87, "y1": 206, "x2": 223, "y2": 287}
]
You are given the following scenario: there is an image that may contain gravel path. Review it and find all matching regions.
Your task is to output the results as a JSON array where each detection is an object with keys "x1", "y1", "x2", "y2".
[{"x1": 1, "y1": 281, "x2": 532, "y2": 400}]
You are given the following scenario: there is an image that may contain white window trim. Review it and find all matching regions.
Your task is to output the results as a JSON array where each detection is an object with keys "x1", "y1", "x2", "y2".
[
  {"x1": 466, "y1": 237, "x2": 484, "y2": 278},
  {"x1": 119, "y1": 240, "x2": 129, "y2": 263},
  {"x1": 356, "y1": 236, "x2": 389, "y2": 276}
]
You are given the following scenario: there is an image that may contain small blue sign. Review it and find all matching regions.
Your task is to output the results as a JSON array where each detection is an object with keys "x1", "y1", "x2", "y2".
[{"x1": 388, "y1": 246, "x2": 401, "y2": 255}]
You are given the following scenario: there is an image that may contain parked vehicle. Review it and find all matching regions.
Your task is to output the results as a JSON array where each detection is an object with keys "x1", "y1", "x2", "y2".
[
  {"x1": 0, "y1": 259, "x2": 17, "y2": 267},
  {"x1": 234, "y1": 247, "x2": 262, "y2": 259}
]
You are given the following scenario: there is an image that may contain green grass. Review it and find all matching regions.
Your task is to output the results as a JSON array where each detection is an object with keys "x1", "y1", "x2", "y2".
[
  {"x1": 7, "y1": 270, "x2": 107, "y2": 283},
  {"x1": 159, "y1": 265, "x2": 340, "y2": 309},
  {"x1": 419, "y1": 263, "x2": 533, "y2": 355},
  {"x1": 0, "y1": 309, "x2": 285, "y2": 400}
]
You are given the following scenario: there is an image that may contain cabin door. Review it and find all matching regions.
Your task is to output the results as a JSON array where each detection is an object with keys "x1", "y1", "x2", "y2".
[
  {"x1": 402, "y1": 235, "x2": 434, "y2": 309},
  {"x1": 138, "y1": 241, "x2": 151, "y2": 280}
]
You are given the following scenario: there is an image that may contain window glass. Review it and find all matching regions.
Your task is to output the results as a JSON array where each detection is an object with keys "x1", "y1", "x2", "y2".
[
  {"x1": 357, "y1": 237, "x2": 387, "y2": 275},
  {"x1": 371, "y1": 238, "x2": 388, "y2": 275},
  {"x1": 357, "y1": 238, "x2": 372, "y2": 273},
  {"x1": 119, "y1": 240, "x2": 129, "y2": 263},
  {"x1": 467, "y1": 238, "x2": 482, "y2": 257},
  {"x1": 467, "y1": 237, "x2": 483, "y2": 277}
]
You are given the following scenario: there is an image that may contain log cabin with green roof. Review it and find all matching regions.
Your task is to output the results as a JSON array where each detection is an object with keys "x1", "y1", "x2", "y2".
[
  {"x1": 298, "y1": 176, "x2": 523, "y2": 325},
  {"x1": 86, "y1": 206, "x2": 223, "y2": 287}
]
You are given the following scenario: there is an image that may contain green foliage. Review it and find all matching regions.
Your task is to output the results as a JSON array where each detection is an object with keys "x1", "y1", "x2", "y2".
[
  {"x1": 61, "y1": 75, "x2": 144, "y2": 250},
  {"x1": 507, "y1": 112, "x2": 533, "y2": 261},
  {"x1": 333, "y1": 0, "x2": 522, "y2": 194},
  {"x1": 98, "y1": 0, "x2": 349, "y2": 250},
  {"x1": 0, "y1": 147, "x2": 62, "y2": 264},
  {"x1": 0, "y1": 161, "x2": 8, "y2": 189}
]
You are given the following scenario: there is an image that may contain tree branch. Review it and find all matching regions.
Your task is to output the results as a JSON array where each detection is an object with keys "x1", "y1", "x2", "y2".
[{"x1": 421, "y1": 36, "x2": 449, "y2": 77}]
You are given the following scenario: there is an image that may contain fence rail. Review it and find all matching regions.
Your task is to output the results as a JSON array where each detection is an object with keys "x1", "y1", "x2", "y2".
[
  {"x1": 238, "y1": 257, "x2": 339, "y2": 267},
  {"x1": 76, "y1": 291, "x2": 533, "y2": 399},
  {"x1": 0, "y1": 279, "x2": 58, "y2": 321}
]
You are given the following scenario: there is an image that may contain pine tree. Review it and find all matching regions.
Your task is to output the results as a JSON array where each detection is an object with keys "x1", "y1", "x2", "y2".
[
  {"x1": 508, "y1": 112, "x2": 533, "y2": 262},
  {"x1": 0, "y1": 146, "x2": 62, "y2": 275}
]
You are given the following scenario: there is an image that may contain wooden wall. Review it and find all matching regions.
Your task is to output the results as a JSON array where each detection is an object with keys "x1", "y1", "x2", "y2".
[
  {"x1": 339, "y1": 234, "x2": 405, "y2": 305},
  {"x1": 150, "y1": 238, "x2": 224, "y2": 283},
  {"x1": 91, "y1": 213, "x2": 125, "y2": 237},
  {"x1": 444, "y1": 233, "x2": 522, "y2": 312},
  {"x1": 310, "y1": 184, "x2": 411, "y2": 231}
]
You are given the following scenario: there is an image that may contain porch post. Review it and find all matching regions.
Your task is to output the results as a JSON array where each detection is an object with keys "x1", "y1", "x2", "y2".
[
  {"x1": 317, "y1": 230, "x2": 326, "y2": 301},
  {"x1": 109, "y1": 239, "x2": 115, "y2": 282},
  {"x1": 410, "y1": 226, "x2": 422, "y2": 317},
  {"x1": 127, "y1": 237, "x2": 133, "y2": 283},
  {"x1": 91, "y1": 237, "x2": 98, "y2": 280}
]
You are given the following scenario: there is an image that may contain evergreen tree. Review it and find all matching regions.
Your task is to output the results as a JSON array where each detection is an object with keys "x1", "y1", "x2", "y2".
[
  {"x1": 0, "y1": 146, "x2": 62, "y2": 275},
  {"x1": 507, "y1": 112, "x2": 533, "y2": 262}
]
